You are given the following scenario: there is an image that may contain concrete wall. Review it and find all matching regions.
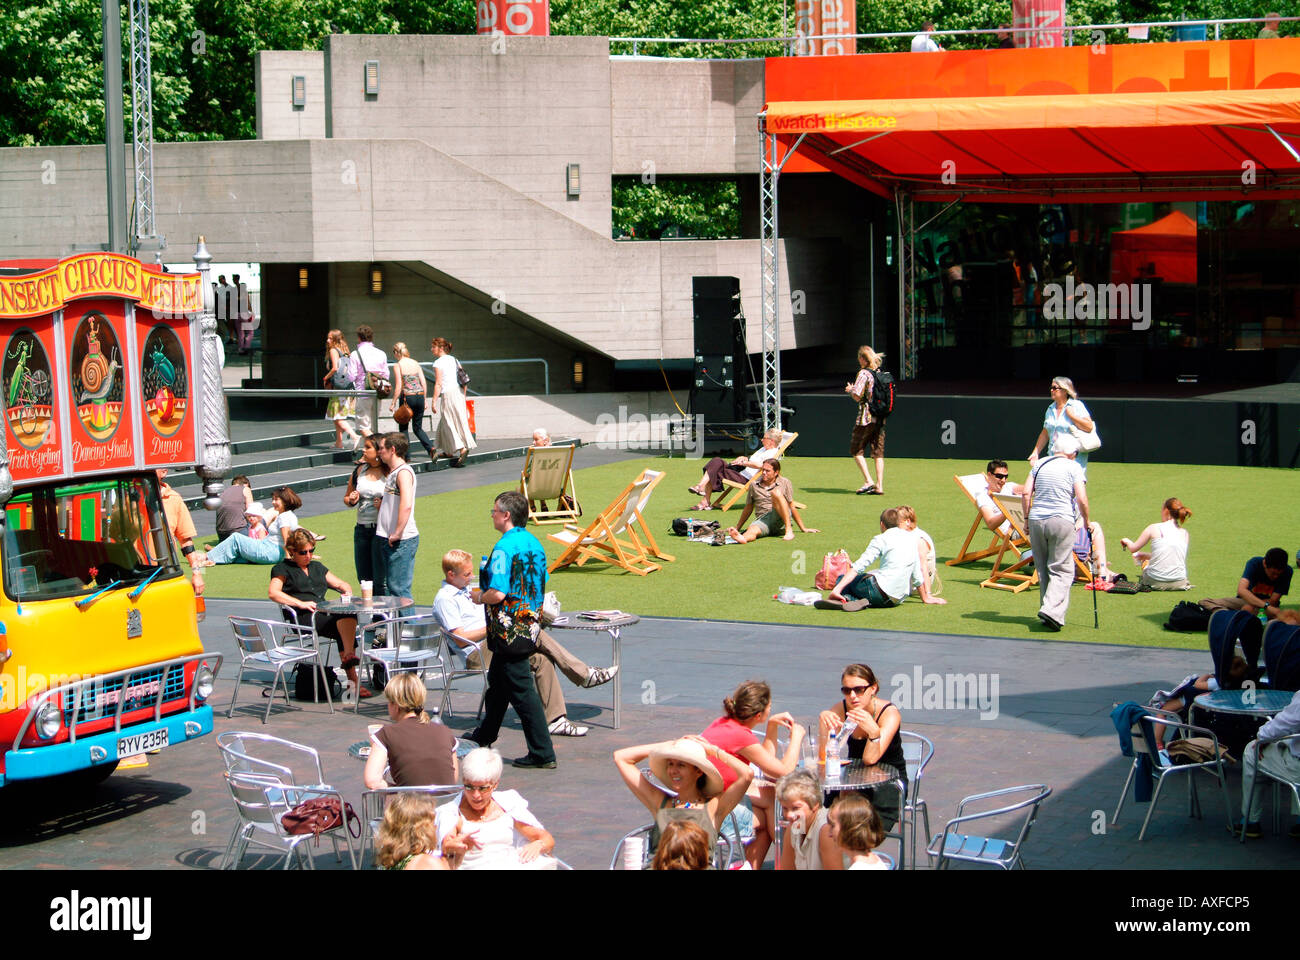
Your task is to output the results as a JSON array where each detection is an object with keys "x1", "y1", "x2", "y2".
[
  {"x1": 324, "y1": 34, "x2": 612, "y2": 237},
  {"x1": 447, "y1": 391, "x2": 686, "y2": 445},
  {"x1": 256, "y1": 51, "x2": 327, "y2": 141},
  {"x1": 610, "y1": 59, "x2": 764, "y2": 176}
]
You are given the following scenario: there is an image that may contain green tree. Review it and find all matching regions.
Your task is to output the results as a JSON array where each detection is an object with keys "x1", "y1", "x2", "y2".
[{"x1": 612, "y1": 178, "x2": 740, "y2": 239}]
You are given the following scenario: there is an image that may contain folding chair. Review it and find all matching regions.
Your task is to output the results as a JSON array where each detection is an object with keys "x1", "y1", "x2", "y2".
[
  {"x1": 979, "y1": 492, "x2": 1038, "y2": 593},
  {"x1": 946, "y1": 474, "x2": 1027, "y2": 567},
  {"x1": 520, "y1": 444, "x2": 581, "y2": 525},
  {"x1": 548, "y1": 469, "x2": 673, "y2": 575},
  {"x1": 715, "y1": 431, "x2": 798, "y2": 512},
  {"x1": 981, "y1": 492, "x2": 1093, "y2": 593}
]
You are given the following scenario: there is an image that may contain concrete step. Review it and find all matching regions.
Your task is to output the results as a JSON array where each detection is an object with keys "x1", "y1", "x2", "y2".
[{"x1": 172, "y1": 437, "x2": 581, "y2": 509}]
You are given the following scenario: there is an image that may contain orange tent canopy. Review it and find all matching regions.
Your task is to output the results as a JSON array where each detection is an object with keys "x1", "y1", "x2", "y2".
[
  {"x1": 763, "y1": 39, "x2": 1300, "y2": 203},
  {"x1": 1110, "y1": 211, "x2": 1198, "y2": 284}
]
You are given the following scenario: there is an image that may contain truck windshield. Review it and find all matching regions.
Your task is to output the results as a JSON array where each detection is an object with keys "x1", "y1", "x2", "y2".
[{"x1": 2, "y1": 475, "x2": 182, "y2": 602}]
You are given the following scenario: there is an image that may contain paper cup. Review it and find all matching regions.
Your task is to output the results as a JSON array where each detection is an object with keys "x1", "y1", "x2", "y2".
[
  {"x1": 622, "y1": 835, "x2": 645, "y2": 870},
  {"x1": 360, "y1": 580, "x2": 373, "y2": 599}
]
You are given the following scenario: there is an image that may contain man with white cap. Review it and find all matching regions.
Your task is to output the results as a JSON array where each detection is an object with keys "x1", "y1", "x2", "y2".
[{"x1": 1022, "y1": 434, "x2": 1090, "y2": 631}]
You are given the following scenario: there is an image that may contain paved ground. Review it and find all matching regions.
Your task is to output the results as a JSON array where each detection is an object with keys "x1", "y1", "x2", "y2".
[
  {"x1": 3, "y1": 597, "x2": 1293, "y2": 871},
  {"x1": 4, "y1": 419, "x2": 1292, "y2": 873}
]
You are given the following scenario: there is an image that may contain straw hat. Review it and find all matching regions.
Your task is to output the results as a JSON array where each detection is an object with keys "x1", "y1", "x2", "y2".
[{"x1": 648, "y1": 738, "x2": 724, "y2": 798}]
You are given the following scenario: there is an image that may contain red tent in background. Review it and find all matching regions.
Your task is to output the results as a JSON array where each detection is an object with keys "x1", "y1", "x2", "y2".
[{"x1": 1109, "y1": 211, "x2": 1198, "y2": 285}]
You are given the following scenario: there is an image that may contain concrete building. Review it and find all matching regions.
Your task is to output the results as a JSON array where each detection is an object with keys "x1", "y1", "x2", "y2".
[{"x1": 0, "y1": 35, "x2": 884, "y2": 397}]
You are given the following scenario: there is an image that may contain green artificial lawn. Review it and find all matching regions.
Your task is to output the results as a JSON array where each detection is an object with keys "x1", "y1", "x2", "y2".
[{"x1": 197, "y1": 455, "x2": 1299, "y2": 650}]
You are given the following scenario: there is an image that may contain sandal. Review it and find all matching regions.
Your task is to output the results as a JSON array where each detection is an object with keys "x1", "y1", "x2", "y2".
[
  {"x1": 855, "y1": 483, "x2": 876, "y2": 495},
  {"x1": 688, "y1": 485, "x2": 706, "y2": 496}
]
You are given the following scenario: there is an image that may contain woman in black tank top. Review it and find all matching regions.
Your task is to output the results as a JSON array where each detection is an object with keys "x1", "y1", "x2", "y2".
[{"x1": 818, "y1": 662, "x2": 907, "y2": 830}]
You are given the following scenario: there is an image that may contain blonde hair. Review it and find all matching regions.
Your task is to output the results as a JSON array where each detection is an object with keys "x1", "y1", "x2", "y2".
[
  {"x1": 896, "y1": 504, "x2": 917, "y2": 528},
  {"x1": 392, "y1": 342, "x2": 410, "y2": 359},
  {"x1": 384, "y1": 672, "x2": 430, "y2": 723},
  {"x1": 375, "y1": 793, "x2": 440, "y2": 869},
  {"x1": 327, "y1": 329, "x2": 350, "y2": 352},
  {"x1": 442, "y1": 548, "x2": 474, "y2": 575},
  {"x1": 858, "y1": 345, "x2": 883, "y2": 370}
]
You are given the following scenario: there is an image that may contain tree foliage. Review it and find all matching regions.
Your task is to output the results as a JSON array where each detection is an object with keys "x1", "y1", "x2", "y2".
[
  {"x1": 0, "y1": 0, "x2": 1279, "y2": 148},
  {"x1": 612, "y1": 178, "x2": 740, "y2": 239}
]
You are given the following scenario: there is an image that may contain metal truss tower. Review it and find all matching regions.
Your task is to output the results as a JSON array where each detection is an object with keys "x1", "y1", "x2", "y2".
[{"x1": 128, "y1": 0, "x2": 163, "y2": 256}]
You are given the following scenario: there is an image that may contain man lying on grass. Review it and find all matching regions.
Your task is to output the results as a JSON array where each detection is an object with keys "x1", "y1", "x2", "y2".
[{"x1": 725, "y1": 460, "x2": 818, "y2": 544}]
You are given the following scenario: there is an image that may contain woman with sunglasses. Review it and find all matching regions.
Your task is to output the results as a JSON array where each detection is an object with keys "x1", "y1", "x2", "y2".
[
  {"x1": 818, "y1": 663, "x2": 906, "y2": 830},
  {"x1": 1029, "y1": 376, "x2": 1095, "y2": 474},
  {"x1": 435, "y1": 748, "x2": 557, "y2": 870},
  {"x1": 268, "y1": 529, "x2": 365, "y2": 694}
]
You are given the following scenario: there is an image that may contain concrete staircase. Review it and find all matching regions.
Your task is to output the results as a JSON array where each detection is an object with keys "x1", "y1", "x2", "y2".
[{"x1": 168, "y1": 428, "x2": 580, "y2": 509}]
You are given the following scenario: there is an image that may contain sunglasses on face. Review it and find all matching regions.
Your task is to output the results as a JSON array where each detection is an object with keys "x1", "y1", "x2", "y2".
[
  {"x1": 992, "y1": 473, "x2": 1010, "y2": 480},
  {"x1": 841, "y1": 685, "x2": 871, "y2": 697},
  {"x1": 294, "y1": 549, "x2": 314, "y2": 556},
  {"x1": 463, "y1": 782, "x2": 495, "y2": 794}
]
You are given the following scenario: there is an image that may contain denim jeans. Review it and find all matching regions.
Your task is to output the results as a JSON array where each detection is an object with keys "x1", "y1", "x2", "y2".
[
  {"x1": 399, "y1": 393, "x2": 434, "y2": 456},
  {"x1": 378, "y1": 535, "x2": 419, "y2": 610}
]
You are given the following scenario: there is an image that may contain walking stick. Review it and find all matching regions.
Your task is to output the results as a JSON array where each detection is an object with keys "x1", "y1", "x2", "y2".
[{"x1": 1091, "y1": 548, "x2": 1099, "y2": 629}]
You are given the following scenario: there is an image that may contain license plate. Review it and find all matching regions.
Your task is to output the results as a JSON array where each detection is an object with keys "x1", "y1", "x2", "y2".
[{"x1": 117, "y1": 727, "x2": 168, "y2": 759}]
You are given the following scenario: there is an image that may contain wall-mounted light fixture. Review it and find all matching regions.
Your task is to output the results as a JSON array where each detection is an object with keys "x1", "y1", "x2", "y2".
[
  {"x1": 364, "y1": 60, "x2": 380, "y2": 96},
  {"x1": 368, "y1": 263, "x2": 384, "y2": 296},
  {"x1": 297, "y1": 266, "x2": 309, "y2": 290},
  {"x1": 566, "y1": 163, "x2": 581, "y2": 198},
  {"x1": 572, "y1": 355, "x2": 586, "y2": 390},
  {"x1": 291, "y1": 75, "x2": 306, "y2": 108}
]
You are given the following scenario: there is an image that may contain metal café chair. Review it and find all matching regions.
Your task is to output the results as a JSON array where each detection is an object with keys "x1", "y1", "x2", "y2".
[
  {"x1": 927, "y1": 783, "x2": 1052, "y2": 869},
  {"x1": 899, "y1": 730, "x2": 935, "y2": 869},
  {"x1": 359, "y1": 784, "x2": 462, "y2": 867},
  {"x1": 353, "y1": 612, "x2": 446, "y2": 712},
  {"x1": 1114, "y1": 708, "x2": 1233, "y2": 841},
  {"x1": 430, "y1": 608, "x2": 488, "y2": 720},
  {"x1": 1239, "y1": 732, "x2": 1300, "y2": 842},
  {"x1": 609, "y1": 821, "x2": 739, "y2": 870},
  {"x1": 226, "y1": 615, "x2": 332, "y2": 723},
  {"x1": 222, "y1": 771, "x2": 358, "y2": 870}
]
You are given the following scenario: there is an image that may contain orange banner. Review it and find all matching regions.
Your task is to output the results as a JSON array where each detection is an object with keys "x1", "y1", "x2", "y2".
[
  {"x1": 0, "y1": 253, "x2": 202, "y2": 321},
  {"x1": 477, "y1": 0, "x2": 549, "y2": 36}
]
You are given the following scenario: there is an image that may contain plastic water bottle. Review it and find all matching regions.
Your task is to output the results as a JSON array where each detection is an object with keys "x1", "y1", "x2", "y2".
[
  {"x1": 839, "y1": 720, "x2": 858, "y2": 758},
  {"x1": 824, "y1": 730, "x2": 841, "y2": 782},
  {"x1": 778, "y1": 586, "x2": 799, "y2": 603}
]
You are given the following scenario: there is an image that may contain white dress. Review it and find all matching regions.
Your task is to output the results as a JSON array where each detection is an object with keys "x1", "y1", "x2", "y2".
[
  {"x1": 433, "y1": 354, "x2": 477, "y2": 454},
  {"x1": 433, "y1": 790, "x2": 557, "y2": 870}
]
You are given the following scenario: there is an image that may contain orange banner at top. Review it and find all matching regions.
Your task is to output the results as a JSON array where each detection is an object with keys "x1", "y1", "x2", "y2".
[{"x1": 0, "y1": 253, "x2": 202, "y2": 320}]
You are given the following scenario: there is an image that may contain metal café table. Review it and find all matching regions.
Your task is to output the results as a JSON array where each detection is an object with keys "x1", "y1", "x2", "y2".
[
  {"x1": 820, "y1": 759, "x2": 909, "y2": 869},
  {"x1": 319, "y1": 596, "x2": 414, "y2": 616},
  {"x1": 548, "y1": 611, "x2": 637, "y2": 729},
  {"x1": 1192, "y1": 688, "x2": 1296, "y2": 719}
]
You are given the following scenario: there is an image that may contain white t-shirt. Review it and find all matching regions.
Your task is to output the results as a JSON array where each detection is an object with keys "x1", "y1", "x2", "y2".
[
  {"x1": 911, "y1": 33, "x2": 940, "y2": 52},
  {"x1": 742, "y1": 445, "x2": 779, "y2": 481},
  {"x1": 267, "y1": 509, "x2": 299, "y2": 539}
]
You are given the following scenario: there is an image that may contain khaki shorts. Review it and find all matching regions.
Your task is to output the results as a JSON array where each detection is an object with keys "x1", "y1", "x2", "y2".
[
  {"x1": 850, "y1": 421, "x2": 886, "y2": 458},
  {"x1": 749, "y1": 510, "x2": 786, "y2": 539}
]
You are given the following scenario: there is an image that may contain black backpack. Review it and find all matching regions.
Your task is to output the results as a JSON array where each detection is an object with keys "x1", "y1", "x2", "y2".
[
  {"x1": 293, "y1": 663, "x2": 342, "y2": 702},
  {"x1": 868, "y1": 369, "x2": 895, "y2": 419},
  {"x1": 1164, "y1": 601, "x2": 1212, "y2": 632}
]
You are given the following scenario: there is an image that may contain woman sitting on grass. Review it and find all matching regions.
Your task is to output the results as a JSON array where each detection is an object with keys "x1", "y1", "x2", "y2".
[
  {"x1": 199, "y1": 486, "x2": 302, "y2": 566},
  {"x1": 1119, "y1": 497, "x2": 1192, "y2": 590}
]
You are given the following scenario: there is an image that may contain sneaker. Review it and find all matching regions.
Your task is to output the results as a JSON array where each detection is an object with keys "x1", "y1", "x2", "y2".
[
  {"x1": 548, "y1": 716, "x2": 588, "y2": 737},
  {"x1": 512, "y1": 754, "x2": 558, "y2": 769},
  {"x1": 583, "y1": 665, "x2": 619, "y2": 688},
  {"x1": 1228, "y1": 819, "x2": 1262, "y2": 839}
]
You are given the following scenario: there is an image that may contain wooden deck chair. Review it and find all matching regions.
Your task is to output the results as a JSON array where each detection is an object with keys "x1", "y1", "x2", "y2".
[
  {"x1": 981, "y1": 492, "x2": 1093, "y2": 593},
  {"x1": 548, "y1": 469, "x2": 672, "y2": 575},
  {"x1": 980, "y1": 492, "x2": 1038, "y2": 593},
  {"x1": 520, "y1": 444, "x2": 581, "y2": 525},
  {"x1": 946, "y1": 474, "x2": 1027, "y2": 568},
  {"x1": 716, "y1": 431, "x2": 799, "y2": 512}
]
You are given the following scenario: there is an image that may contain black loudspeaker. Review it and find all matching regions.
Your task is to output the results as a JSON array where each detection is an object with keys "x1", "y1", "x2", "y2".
[{"x1": 691, "y1": 277, "x2": 747, "y2": 422}]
